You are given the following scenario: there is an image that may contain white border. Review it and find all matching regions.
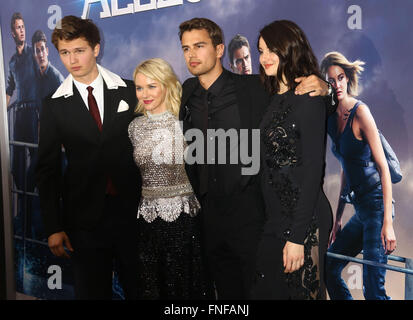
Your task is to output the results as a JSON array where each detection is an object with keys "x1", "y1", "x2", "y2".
[{"x1": 0, "y1": 23, "x2": 16, "y2": 300}]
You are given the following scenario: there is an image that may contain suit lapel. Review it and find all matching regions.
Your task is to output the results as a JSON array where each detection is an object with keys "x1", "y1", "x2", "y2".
[
  {"x1": 180, "y1": 78, "x2": 198, "y2": 133},
  {"x1": 102, "y1": 81, "x2": 117, "y2": 136}
]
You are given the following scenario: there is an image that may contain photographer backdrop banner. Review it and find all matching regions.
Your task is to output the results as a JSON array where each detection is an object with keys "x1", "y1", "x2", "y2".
[{"x1": 0, "y1": 0, "x2": 412, "y2": 299}]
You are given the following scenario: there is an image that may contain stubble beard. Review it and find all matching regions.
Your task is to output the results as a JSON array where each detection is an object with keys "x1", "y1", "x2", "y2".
[{"x1": 188, "y1": 60, "x2": 217, "y2": 78}]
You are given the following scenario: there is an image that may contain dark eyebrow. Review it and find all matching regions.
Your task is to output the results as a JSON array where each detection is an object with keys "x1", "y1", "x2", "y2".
[
  {"x1": 182, "y1": 41, "x2": 208, "y2": 49},
  {"x1": 59, "y1": 47, "x2": 87, "y2": 53}
]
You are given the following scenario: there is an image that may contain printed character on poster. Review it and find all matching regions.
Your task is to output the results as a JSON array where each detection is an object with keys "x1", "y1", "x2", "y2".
[
  {"x1": 27, "y1": 30, "x2": 65, "y2": 240},
  {"x1": 32, "y1": 30, "x2": 64, "y2": 112},
  {"x1": 5, "y1": 13, "x2": 38, "y2": 235},
  {"x1": 228, "y1": 34, "x2": 252, "y2": 75},
  {"x1": 321, "y1": 51, "x2": 397, "y2": 300}
]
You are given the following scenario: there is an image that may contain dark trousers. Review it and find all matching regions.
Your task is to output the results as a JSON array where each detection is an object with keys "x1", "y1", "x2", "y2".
[
  {"x1": 201, "y1": 184, "x2": 265, "y2": 300},
  {"x1": 69, "y1": 195, "x2": 138, "y2": 300}
]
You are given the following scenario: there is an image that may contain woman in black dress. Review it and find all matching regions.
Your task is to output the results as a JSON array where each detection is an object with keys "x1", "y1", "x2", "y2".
[{"x1": 251, "y1": 20, "x2": 333, "y2": 300}]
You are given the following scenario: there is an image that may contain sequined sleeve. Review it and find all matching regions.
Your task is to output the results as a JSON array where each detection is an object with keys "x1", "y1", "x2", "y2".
[
  {"x1": 262, "y1": 93, "x2": 327, "y2": 244},
  {"x1": 128, "y1": 112, "x2": 200, "y2": 223}
]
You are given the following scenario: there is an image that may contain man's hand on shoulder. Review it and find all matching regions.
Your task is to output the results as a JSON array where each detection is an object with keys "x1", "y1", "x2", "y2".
[
  {"x1": 48, "y1": 231, "x2": 74, "y2": 259},
  {"x1": 294, "y1": 75, "x2": 328, "y2": 96}
]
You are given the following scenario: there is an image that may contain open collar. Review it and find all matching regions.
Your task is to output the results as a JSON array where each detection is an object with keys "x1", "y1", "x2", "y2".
[{"x1": 52, "y1": 64, "x2": 126, "y2": 99}]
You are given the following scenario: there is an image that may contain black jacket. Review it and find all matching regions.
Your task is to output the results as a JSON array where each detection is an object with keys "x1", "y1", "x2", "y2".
[
  {"x1": 36, "y1": 79, "x2": 140, "y2": 238},
  {"x1": 179, "y1": 70, "x2": 270, "y2": 199}
]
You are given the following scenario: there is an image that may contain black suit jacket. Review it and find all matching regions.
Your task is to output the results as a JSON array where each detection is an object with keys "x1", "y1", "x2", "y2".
[
  {"x1": 36, "y1": 79, "x2": 140, "y2": 238},
  {"x1": 179, "y1": 70, "x2": 336, "y2": 238},
  {"x1": 179, "y1": 70, "x2": 270, "y2": 199}
]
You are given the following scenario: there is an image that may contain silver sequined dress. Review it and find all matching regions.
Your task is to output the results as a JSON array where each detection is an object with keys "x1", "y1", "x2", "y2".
[
  {"x1": 128, "y1": 110, "x2": 210, "y2": 299},
  {"x1": 128, "y1": 110, "x2": 200, "y2": 222}
]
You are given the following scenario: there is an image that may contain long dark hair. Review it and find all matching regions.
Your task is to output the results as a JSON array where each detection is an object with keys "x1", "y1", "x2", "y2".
[{"x1": 258, "y1": 20, "x2": 321, "y2": 94}]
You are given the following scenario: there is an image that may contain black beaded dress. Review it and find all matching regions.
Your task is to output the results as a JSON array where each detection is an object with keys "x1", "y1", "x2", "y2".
[
  {"x1": 251, "y1": 91, "x2": 333, "y2": 300},
  {"x1": 128, "y1": 110, "x2": 211, "y2": 299}
]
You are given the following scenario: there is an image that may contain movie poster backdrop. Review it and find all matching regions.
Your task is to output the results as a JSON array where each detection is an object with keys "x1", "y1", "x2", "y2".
[{"x1": 0, "y1": 0, "x2": 412, "y2": 299}]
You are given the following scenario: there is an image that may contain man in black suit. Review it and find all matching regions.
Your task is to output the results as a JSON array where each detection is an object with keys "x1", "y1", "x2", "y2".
[
  {"x1": 35, "y1": 16, "x2": 140, "y2": 299},
  {"x1": 178, "y1": 17, "x2": 334, "y2": 299}
]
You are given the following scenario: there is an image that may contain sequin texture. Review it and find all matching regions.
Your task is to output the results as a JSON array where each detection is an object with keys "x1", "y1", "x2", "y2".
[
  {"x1": 263, "y1": 95, "x2": 301, "y2": 220},
  {"x1": 285, "y1": 218, "x2": 321, "y2": 300},
  {"x1": 128, "y1": 111, "x2": 211, "y2": 299},
  {"x1": 263, "y1": 98, "x2": 300, "y2": 169},
  {"x1": 128, "y1": 111, "x2": 200, "y2": 222}
]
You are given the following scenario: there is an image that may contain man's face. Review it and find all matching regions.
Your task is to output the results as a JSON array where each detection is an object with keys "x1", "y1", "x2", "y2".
[
  {"x1": 34, "y1": 41, "x2": 49, "y2": 72},
  {"x1": 57, "y1": 37, "x2": 100, "y2": 84},
  {"x1": 12, "y1": 19, "x2": 25, "y2": 44},
  {"x1": 231, "y1": 46, "x2": 252, "y2": 75},
  {"x1": 181, "y1": 28, "x2": 224, "y2": 77}
]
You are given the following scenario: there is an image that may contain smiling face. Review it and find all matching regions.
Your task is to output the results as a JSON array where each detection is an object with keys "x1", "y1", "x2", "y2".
[
  {"x1": 135, "y1": 73, "x2": 167, "y2": 115},
  {"x1": 258, "y1": 37, "x2": 280, "y2": 77},
  {"x1": 57, "y1": 37, "x2": 100, "y2": 84},
  {"x1": 327, "y1": 65, "x2": 349, "y2": 101},
  {"x1": 12, "y1": 19, "x2": 25, "y2": 45},
  {"x1": 181, "y1": 28, "x2": 224, "y2": 77},
  {"x1": 231, "y1": 45, "x2": 252, "y2": 75}
]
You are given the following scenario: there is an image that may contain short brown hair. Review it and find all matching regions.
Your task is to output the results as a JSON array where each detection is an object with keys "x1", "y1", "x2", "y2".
[
  {"x1": 258, "y1": 20, "x2": 321, "y2": 94},
  {"x1": 10, "y1": 12, "x2": 23, "y2": 32},
  {"x1": 51, "y1": 15, "x2": 100, "y2": 50},
  {"x1": 32, "y1": 30, "x2": 47, "y2": 48},
  {"x1": 228, "y1": 34, "x2": 250, "y2": 65},
  {"x1": 179, "y1": 17, "x2": 223, "y2": 47}
]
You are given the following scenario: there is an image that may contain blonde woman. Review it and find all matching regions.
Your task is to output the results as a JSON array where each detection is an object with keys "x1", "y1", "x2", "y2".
[
  {"x1": 320, "y1": 52, "x2": 396, "y2": 300},
  {"x1": 128, "y1": 58, "x2": 211, "y2": 299}
]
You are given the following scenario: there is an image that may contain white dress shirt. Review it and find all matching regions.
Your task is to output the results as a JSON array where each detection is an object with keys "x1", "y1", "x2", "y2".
[{"x1": 73, "y1": 73, "x2": 105, "y2": 123}]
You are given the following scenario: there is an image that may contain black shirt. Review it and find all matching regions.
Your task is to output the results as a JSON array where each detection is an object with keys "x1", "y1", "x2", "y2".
[{"x1": 186, "y1": 69, "x2": 241, "y2": 196}]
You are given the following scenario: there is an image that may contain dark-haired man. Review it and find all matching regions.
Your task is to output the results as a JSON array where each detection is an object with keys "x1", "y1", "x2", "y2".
[
  {"x1": 35, "y1": 15, "x2": 140, "y2": 299},
  {"x1": 28, "y1": 30, "x2": 64, "y2": 239},
  {"x1": 6, "y1": 13, "x2": 38, "y2": 194},
  {"x1": 178, "y1": 17, "x2": 335, "y2": 299},
  {"x1": 32, "y1": 30, "x2": 64, "y2": 104},
  {"x1": 228, "y1": 34, "x2": 252, "y2": 75},
  {"x1": 6, "y1": 13, "x2": 37, "y2": 108}
]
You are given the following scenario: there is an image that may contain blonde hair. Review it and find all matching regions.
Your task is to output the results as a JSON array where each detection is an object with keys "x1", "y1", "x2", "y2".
[
  {"x1": 133, "y1": 58, "x2": 182, "y2": 116},
  {"x1": 320, "y1": 51, "x2": 365, "y2": 97}
]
